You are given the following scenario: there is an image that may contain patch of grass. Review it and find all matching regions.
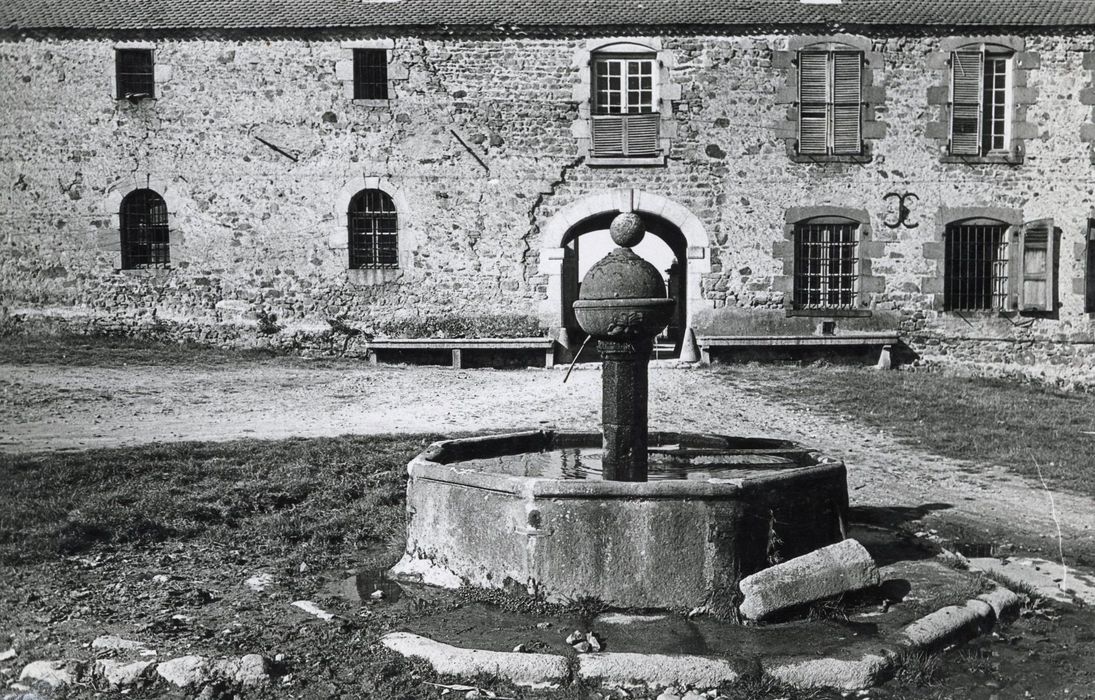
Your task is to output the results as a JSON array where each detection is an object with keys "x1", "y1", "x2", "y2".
[
  {"x1": 714, "y1": 364, "x2": 1095, "y2": 498},
  {"x1": 0, "y1": 434, "x2": 440, "y2": 566},
  {"x1": 891, "y1": 648, "x2": 943, "y2": 687},
  {"x1": 0, "y1": 332, "x2": 284, "y2": 368}
]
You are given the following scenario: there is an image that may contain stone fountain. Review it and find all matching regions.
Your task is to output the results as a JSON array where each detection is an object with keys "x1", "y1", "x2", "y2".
[{"x1": 389, "y1": 213, "x2": 849, "y2": 613}]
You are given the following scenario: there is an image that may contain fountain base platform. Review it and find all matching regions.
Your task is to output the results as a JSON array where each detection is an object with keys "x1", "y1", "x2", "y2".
[{"x1": 389, "y1": 430, "x2": 849, "y2": 612}]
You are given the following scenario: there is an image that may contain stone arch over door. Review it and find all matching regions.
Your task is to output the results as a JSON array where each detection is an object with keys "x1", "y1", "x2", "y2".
[{"x1": 538, "y1": 189, "x2": 711, "y2": 342}]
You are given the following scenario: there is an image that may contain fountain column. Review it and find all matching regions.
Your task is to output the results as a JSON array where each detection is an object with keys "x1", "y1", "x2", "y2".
[{"x1": 573, "y1": 213, "x2": 674, "y2": 483}]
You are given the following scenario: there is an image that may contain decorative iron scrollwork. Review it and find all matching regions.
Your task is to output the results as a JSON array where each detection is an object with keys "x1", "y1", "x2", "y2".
[{"x1": 883, "y1": 191, "x2": 919, "y2": 229}]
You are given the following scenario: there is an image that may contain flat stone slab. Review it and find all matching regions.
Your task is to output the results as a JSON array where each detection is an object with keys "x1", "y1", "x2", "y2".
[
  {"x1": 739, "y1": 539, "x2": 880, "y2": 621},
  {"x1": 969, "y1": 556, "x2": 1095, "y2": 605},
  {"x1": 380, "y1": 632, "x2": 569, "y2": 689},
  {"x1": 577, "y1": 652, "x2": 743, "y2": 689}
]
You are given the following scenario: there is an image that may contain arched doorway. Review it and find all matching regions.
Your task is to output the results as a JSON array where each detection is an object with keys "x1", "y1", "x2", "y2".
[
  {"x1": 539, "y1": 189, "x2": 712, "y2": 358},
  {"x1": 560, "y1": 212, "x2": 688, "y2": 351}
]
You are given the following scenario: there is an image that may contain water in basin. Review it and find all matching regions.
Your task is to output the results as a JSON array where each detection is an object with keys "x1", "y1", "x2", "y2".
[{"x1": 450, "y1": 445, "x2": 821, "y2": 482}]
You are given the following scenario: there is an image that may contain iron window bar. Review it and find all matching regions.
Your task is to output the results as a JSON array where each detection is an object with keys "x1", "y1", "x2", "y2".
[
  {"x1": 793, "y1": 222, "x2": 858, "y2": 309},
  {"x1": 353, "y1": 49, "x2": 389, "y2": 100},
  {"x1": 348, "y1": 190, "x2": 399, "y2": 269},
  {"x1": 120, "y1": 189, "x2": 170, "y2": 268},
  {"x1": 944, "y1": 223, "x2": 1008, "y2": 311}
]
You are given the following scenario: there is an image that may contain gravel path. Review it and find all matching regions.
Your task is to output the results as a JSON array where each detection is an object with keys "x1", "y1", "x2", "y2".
[{"x1": 2, "y1": 361, "x2": 1093, "y2": 561}]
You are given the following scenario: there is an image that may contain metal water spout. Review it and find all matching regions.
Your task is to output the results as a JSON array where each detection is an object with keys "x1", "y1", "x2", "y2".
[{"x1": 572, "y1": 212, "x2": 674, "y2": 481}]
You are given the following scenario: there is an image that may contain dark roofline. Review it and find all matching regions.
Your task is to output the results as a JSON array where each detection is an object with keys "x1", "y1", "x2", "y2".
[{"x1": 3, "y1": 22, "x2": 1094, "y2": 42}]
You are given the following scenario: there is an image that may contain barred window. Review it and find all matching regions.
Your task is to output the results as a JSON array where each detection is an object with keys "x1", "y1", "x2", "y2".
[
  {"x1": 793, "y1": 219, "x2": 859, "y2": 309},
  {"x1": 348, "y1": 189, "x2": 398, "y2": 269},
  {"x1": 950, "y1": 47, "x2": 1013, "y2": 156},
  {"x1": 353, "y1": 49, "x2": 388, "y2": 100},
  {"x1": 797, "y1": 49, "x2": 863, "y2": 156},
  {"x1": 590, "y1": 54, "x2": 659, "y2": 158},
  {"x1": 116, "y1": 49, "x2": 155, "y2": 100},
  {"x1": 120, "y1": 189, "x2": 170, "y2": 269},
  {"x1": 944, "y1": 221, "x2": 1009, "y2": 311}
]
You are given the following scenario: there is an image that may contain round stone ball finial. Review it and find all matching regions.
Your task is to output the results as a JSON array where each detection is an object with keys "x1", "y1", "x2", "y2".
[{"x1": 610, "y1": 212, "x2": 645, "y2": 248}]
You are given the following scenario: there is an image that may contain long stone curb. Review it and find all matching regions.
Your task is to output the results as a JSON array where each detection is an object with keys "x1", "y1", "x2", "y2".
[
  {"x1": 379, "y1": 588, "x2": 1021, "y2": 693},
  {"x1": 577, "y1": 652, "x2": 743, "y2": 688},
  {"x1": 380, "y1": 632, "x2": 569, "y2": 689}
]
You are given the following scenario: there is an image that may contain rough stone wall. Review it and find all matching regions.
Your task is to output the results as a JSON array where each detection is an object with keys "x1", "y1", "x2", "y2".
[{"x1": 1, "y1": 30, "x2": 1094, "y2": 377}]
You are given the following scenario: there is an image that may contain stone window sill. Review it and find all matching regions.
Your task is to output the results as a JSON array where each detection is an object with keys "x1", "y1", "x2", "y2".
[
  {"x1": 941, "y1": 153, "x2": 1023, "y2": 165},
  {"x1": 786, "y1": 308, "x2": 872, "y2": 318},
  {"x1": 117, "y1": 267, "x2": 171, "y2": 276},
  {"x1": 586, "y1": 155, "x2": 667, "y2": 167},
  {"x1": 352, "y1": 98, "x2": 392, "y2": 108},
  {"x1": 789, "y1": 152, "x2": 872, "y2": 165}
]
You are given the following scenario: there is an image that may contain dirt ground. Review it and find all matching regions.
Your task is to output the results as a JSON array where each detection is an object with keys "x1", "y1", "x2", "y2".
[{"x1": 2, "y1": 359, "x2": 1094, "y2": 564}]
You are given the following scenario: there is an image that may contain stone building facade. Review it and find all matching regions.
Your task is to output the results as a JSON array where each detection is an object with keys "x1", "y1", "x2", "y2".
[{"x1": 2, "y1": 2, "x2": 1095, "y2": 382}]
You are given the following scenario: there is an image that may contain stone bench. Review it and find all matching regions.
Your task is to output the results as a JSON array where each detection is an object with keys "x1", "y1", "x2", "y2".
[
  {"x1": 365, "y1": 337, "x2": 556, "y2": 369},
  {"x1": 697, "y1": 334, "x2": 901, "y2": 365}
]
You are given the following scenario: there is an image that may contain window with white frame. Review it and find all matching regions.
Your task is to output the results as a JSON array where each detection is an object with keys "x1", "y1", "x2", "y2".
[
  {"x1": 793, "y1": 218, "x2": 860, "y2": 309},
  {"x1": 797, "y1": 48, "x2": 863, "y2": 155},
  {"x1": 950, "y1": 46, "x2": 1013, "y2": 157},
  {"x1": 590, "y1": 53, "x2": 659, "y2": 157}
]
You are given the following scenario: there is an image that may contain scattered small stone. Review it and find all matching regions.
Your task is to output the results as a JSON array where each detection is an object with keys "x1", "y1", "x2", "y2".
[
  {"x1": 290, "y1": 600, "x2": 334, "y2": 621},
  {"x1": 681, "y1": 692, "x2": 705, "y2": 700},
  {"x1": 274, "y1": 653, "x2": 285, "y2": 662},
  {"x1": 370, "y1": 589, "x2": 385, "y2": 600},
  {"x1": 245, "y1": 574, "x2": 274, "y2": 592},
  {"x1": 211, "y1": 654, "x2": 269, "y2": 686},
  {"x1": 156, "y1": 655, "x2": 209, "y2": 688},
  {"x1": 535, "y1": 622, "x2": 552, "y2": 629},
  {"x1": 151, "y1": 574, "x2": 170, "y2": 584},
  {"x1": 565, "y1": 630, "x2": 583, "y2": 645},
  {"x1": 572, "y1": 641, "x2": 592, "y2": 653},
  {"x1": 655, "y1": 692, "x2": 681, "y2": 700},
  {"x1": 94, "y1": 659, "x2": 153, "y2": 687},
  {"x1": 299, "y1": 562, "x2": 309, "y2": 573},
  {"x1": 19, "y1": 660, "x2": 77, "y2": 688},
  {"x1": 512, "y1": 644, "x2": 526, "y2": 653},
  {"x1": 0, "y1": 648, "x2": 16, "y2": 661}
]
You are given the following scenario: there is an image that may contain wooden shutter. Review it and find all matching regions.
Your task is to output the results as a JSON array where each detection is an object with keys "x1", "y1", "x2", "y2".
[
  {"x1": 950, "y1": 50, "x2": 983, "y2": 156},
  {"x1": 1087, "y1": 220, "x2": 1095, "y2": 313},
  {"x1": 798, "y1": 52, "x2": 829, "y2": 154},
  {"x1": 1019, "y1": 219, "x2": 1055, "y2": 311},
  {"x1": 591, "y1": 115, "x2": 624, "y2": 156},
  {"x1": 831, "y1": 52, "x2": 862, "y2": 154},
  {"x1": 624, "y1": 112, "x2": 659, "y2": 156}
]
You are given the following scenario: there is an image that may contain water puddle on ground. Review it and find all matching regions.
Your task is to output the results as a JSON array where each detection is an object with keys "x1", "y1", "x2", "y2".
[{"x1": 326, "y1": 568, "x2": 404, "y2": 604}]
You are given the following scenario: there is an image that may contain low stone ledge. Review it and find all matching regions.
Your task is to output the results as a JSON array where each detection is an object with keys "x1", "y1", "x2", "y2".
[
  {"x1": 762, "y1": 653, "x2": 891, "y2": 691},
  {"x1": 899, "y1": 603, "x2": 989, "y2": 650},
  {"x1": 380, "y1": 632, "x2": 569, "y2": 689},
  {"x1": 739, "y1": 539, "x2": 880, "y2": 621},
  {"x1": 577, "y1": 652, "x2": 742, "y2": 690}
]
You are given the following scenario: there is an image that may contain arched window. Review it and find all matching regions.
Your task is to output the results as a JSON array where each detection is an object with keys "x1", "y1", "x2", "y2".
[
  {"x1": 792, "y1": 217, "x2": 861, "y2": 310},
  {"x1": 348, "y1": 189, "x2": 398, "y2": 269},
  {"x1": 120, "y1": 189, "x2": 170, "y2": 269}
]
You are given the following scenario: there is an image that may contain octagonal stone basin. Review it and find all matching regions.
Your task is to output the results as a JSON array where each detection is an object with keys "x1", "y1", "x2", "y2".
[{"x1": 389, "y1": 430, "x2": 849, "y2": 613}]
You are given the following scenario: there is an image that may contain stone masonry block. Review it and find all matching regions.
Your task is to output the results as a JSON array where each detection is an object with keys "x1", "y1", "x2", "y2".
[
  {"x1": 922, "y1": 242, "x2": 945, "y2": 260},
  {"x1": 738, "y1": 539, "x2": 880, "y2": 621},
  {"x1": 925, "y1": 121, "x2": 948, "y2": 139},
  {"x1": 926, "y1": 86, "x2": 948, "y2": 105},
  {"x1": 1079, "y1": 87, "x2": 1095, "y2": 106},
  {"x1": 1080, "y1": 123, "x2": 1095, "y2": 143}
]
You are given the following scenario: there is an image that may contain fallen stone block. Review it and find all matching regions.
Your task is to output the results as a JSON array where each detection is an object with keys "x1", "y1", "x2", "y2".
[
  {"x1": 381, "y1": 632, "x2": 567, "y2": 689},
  {"x1": 156, "y1": 655, "x2": 209, "y2": 688},
  {"x1": 19, "y1": 660, "x2": 79, "y2": 688},
  {"x1": 900, "y1": 604, "x2": 988, "y2": 650},
  {"x1": 763, "y1": 653, "x2": 891, "y2": 690},
  {"x1": 94, "y1": 659, "x2": 154, "y2": 687},
  {"x1": 738, "y1": 539, "x2": 880, "y2": 621},
  {"x1": 977, "y1": 587, "x2": 1021, "y2": 623},
  {"x1": 577, "y1": 652, "x2": 742, "y2": 689},
  {"x1": 210, "y1": 654, "x2": 270, "y2": 686},
  {"x1": 91, "y1": 635, "x2": 154, "y2": 656}
]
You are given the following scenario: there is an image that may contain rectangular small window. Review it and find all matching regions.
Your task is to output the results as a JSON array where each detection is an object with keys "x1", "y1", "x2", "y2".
[
  {"x1": 116, "y1": 49, "x2": 155, "y2": 100},
  {"x1": 944, "y1": 222, "x2": 1009, "y2": 311},
  {"x1": 353, "y1": 49, "x2": 389, "y2": 100},
  {"x1": 793, "y1": 221, "x2": 859, "y2": 309},
  {"x1": 590, "y1": 55, "x2": 659, "y2": 158},
  {"x1": 797, "y1": 50, "x2": 862, "y2": 155},
  {"x1": 950, "y1": 49, "x2": 1012, "y2": 156}
]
